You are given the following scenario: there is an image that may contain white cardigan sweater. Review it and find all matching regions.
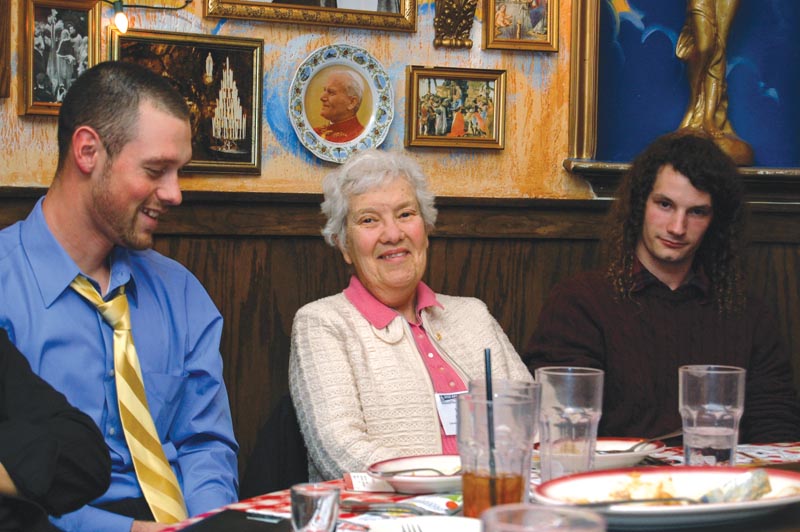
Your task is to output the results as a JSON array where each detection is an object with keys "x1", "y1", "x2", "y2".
[{"x1": 289, "y1": 291, "x2": 532, "y2": 481}]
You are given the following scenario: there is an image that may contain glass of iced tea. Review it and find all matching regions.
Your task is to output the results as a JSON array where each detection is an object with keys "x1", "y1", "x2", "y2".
[{"x1": 457, "y1": 389, "x2": 539, "y2": 518}]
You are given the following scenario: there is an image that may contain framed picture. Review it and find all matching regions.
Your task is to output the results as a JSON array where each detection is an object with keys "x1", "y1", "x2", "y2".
[
  {"x1": 205, "y1": 0, "x2": 416, "y2": 32},
  {"x1": 405, "y1": 66, "x2": 506, "y2": 149},
  {"x1": 483, "y1": 0, "x2": 558, "y2": 52},
  {"x1": 110, "y1": 28, "x2": 263, "y2": 175},
  {"x1": 288, "y1": 44, "x2": 394, "y2": 164},
  {"x1": 18, "y1": 0, "x2": 100, "y2": 115},
  {"x1": 1, "y1": 0, "x2": 10, "y2": 98},
  {"x1": 565, "y1": 0, "x2": 800, "y2": 198}
]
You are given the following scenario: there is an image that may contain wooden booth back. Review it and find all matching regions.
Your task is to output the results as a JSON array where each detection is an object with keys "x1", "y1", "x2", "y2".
[{"x1": 0, "y1": 189, "x2": 798, "y2": 480}]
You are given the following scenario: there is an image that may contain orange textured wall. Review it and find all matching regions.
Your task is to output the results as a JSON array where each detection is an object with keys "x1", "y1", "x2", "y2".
[{"x1": 0, "y1": 0, "x2": 592, "y2": 198}]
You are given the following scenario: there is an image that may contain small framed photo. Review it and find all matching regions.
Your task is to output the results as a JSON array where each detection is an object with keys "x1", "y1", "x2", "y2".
[
  {"x1": 111, "y1": 28, "x2": 263, "y2": 175},
  {"x1": 18, "y1": 0, "x2": 100, "y2": 115},
  {"x1": 483, "y1": 0, "x2": 558, "y2": 52},
  {"x1": 405, "y1": 66, "x2": 506, "y2": 150}
]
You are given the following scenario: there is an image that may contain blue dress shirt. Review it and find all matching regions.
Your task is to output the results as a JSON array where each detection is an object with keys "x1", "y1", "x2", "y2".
[{"x1": 0, "y1": 198, "x2": 239, "y2": 531}]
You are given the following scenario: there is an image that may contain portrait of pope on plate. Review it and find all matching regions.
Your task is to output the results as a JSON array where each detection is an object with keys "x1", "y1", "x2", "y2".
[{"x1": 306, "y1": 66, "x2": 373, "y2": 144}]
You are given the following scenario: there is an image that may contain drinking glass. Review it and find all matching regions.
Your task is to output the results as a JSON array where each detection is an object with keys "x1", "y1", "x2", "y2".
[
  {"x1": 469, "y1": 378, "x2": 539, "y2": 401},
  {"x1": 482, "y1": 503, "x2": 606, "y2": 532},
  {"x1": 679, "y1": 365, "x2": 746, "y2": 466},
  {"x1": 458, "y1": 391, "x2": 539, "y2": 518},
  {"x1": 290, "y1": 483, "x2": 340, "y2": 532},
  {"x1": 536, "y1": 367, "x2": 604, "y2": 482}
]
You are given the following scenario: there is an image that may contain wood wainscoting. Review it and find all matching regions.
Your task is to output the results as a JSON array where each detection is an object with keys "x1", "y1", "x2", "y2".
[{"x1": 1, "y1": 189, "x2": 798, "y2": 481}]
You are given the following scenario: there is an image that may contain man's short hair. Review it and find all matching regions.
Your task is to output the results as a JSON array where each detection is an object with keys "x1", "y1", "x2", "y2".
[
  {"x1": 605, "y1": 131, "x2": 746, "y2": 311},
  {"x1": 57, "y1": 60, "x2": 190, "y2": 172}
]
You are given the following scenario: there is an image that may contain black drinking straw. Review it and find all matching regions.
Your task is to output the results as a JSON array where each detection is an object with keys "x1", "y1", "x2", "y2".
[{"x1": 484, "y1": 347, "x2": 497, "y2": 506}]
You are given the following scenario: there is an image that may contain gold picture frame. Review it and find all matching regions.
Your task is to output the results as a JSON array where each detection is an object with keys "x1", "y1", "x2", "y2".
[
  {"x1": 205, "y1": 0, "x2": 416, "y2": 32},
  {"x1": 0, "y1": 0, "x2": 10, "y2": 98},
  {"x1": 18, "y1": 0, "x2": 100, "y2": 116},
  {"x1": 483, "y1": 0, "x2": 558, "y2": 52},
  {"x1": 110, "y1": 28, "x2": 263, "y2": 175},
  {"x1": 405, "y1": 66, "x2": 506, "y2": 150}
]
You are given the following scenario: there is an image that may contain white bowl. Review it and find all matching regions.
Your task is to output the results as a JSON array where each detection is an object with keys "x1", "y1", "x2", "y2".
[
  {"x1": 594, "y1": 437, "x2": 666, "y2": 469},
  {"x1": 367, "y1": 454, "x2": 462, "y2": 494}
]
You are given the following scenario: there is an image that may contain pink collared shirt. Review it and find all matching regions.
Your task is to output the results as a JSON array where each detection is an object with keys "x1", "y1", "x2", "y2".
[{"x1": 344, "y1": 276, "x2": 466, "y2": 454}]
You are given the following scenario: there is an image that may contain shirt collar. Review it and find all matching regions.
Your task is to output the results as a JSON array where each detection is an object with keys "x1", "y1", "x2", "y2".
[
  {"x1": 630, "y1": 257, "x2": 710, "y2": 295},
  {"x1": 343, "y1": 275, "x2": 443, "y2": 329},
  {"x1": 21, "y1": 197, "x2": 136, "y2": 306}
]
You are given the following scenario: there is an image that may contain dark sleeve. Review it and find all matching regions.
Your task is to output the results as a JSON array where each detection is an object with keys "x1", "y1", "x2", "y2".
[
  {"x1": 522, "y1": 274, "x2": 607, "y2": 373},
  {"x1": 740, "y1": 299, "x2": 800, "y2": 443},
  {"x1": 0, "y1": 330, "x2": 111, "y2": 516}
]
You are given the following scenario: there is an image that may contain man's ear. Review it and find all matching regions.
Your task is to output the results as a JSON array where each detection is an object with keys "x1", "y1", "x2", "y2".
[{"x1": 71, "y1": 126, "x2": 103, "y2": 175}]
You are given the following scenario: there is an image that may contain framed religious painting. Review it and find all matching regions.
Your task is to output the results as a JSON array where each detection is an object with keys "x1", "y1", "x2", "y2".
[
  {"x1": 18, "y1": 0, "x2": 100, "y2": 115},
  {"x1": 405, "y1": 66, "x2": 506, "y2": 149},
  {"x1": 205, "y1": 0, "x2": 416, "y2": 32},
  {"x1": 110, "y1": 28, "x2": 263, "y2": 174},
  {"x1": 565, "y1": 0, "x2": 800, "y2": 199},
  {"x1": 483, "y1": 0, "x2": 558, "y2": 52}
]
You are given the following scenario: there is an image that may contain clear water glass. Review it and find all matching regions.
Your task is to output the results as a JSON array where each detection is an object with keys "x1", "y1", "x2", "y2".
[
  {"x1": 290, "y1": 483, "x2": 340, "y2": 532},
  {"x1": 679, "y1": 365, "x2": 745, "y2": 466},
  {"x1": 481, "y1": 503, "x2": 606, "y2": 531}
]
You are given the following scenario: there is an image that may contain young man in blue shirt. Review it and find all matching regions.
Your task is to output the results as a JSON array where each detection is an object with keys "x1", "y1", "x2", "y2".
[{"x1": 0, "y1": 61, "x2": 238, "y2": 532}]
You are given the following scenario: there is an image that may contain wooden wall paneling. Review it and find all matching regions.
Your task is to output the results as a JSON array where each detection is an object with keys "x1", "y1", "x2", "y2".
[
  {"x1": 0, "y1": 189, "x2": 798, "y2": 484},
  {"x1": 743, "y1": 243, "x2": 800, "y2": 393}
]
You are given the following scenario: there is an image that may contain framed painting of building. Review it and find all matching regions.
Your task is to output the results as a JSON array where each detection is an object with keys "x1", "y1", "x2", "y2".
[{"x1": 110, "y1": 28, "x2": 263, "y2": 174}]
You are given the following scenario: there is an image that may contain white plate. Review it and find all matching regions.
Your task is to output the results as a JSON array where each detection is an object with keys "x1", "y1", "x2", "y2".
[
  {"x1": 594, "y1": 437, "x2": 666, "y2": 469},
  {"x1": 368, "y1": 515, "x2": 480, "y2": 532},
  {"x1": 532, "y1": 466, "x2": 800, "y2": 529},
  {"x1": 367, "y1": 455, "x2": 462, "y2": 494},
  {"x1": 288, "y1": 44, "x2": 394, "y2": 163}
]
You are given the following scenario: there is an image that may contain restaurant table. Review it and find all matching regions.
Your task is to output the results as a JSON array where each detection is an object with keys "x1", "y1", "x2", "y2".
[{"x1": 165, "y1": 443, "x2": 800, "y2": 532}]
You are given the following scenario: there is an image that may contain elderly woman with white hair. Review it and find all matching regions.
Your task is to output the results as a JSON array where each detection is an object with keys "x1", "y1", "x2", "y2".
[{"x1": 289, "y1": 149, "x2": 531, "y2": 481}]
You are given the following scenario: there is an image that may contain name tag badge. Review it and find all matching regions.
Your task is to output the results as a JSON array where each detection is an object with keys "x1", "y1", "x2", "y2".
[{"x1": 435, "y1": 391, "x2": 466, "y2": 436}]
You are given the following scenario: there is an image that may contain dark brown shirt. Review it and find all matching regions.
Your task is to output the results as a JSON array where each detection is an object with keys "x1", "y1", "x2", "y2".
[{"x1": 524, "y1": 269, "x2": 800, "y2": 443}]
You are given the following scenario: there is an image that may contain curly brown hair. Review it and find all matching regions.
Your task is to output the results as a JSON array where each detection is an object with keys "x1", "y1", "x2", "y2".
[{"x1": 604, "y1": 131, "x2": 746, "y2": 313}]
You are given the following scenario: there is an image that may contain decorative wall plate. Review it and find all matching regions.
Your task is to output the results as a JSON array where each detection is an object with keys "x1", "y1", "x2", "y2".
[{"x1": 289, "y1": 44, "x2": 394, "y2": 164}]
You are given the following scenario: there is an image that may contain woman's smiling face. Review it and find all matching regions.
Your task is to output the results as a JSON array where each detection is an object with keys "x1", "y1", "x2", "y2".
[{"x1": 340, "y1": 176, "x2": 429, "y2": 317}]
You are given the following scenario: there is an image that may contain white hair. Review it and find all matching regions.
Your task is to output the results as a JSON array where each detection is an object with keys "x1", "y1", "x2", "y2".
[{"x1": 321, "y1": 149, "x2": 437, "y2": 248}]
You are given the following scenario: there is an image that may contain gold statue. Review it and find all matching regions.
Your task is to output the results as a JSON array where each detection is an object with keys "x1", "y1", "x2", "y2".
[{"x1": 676, "y1": 0, "x2": 753, "y2": 165}]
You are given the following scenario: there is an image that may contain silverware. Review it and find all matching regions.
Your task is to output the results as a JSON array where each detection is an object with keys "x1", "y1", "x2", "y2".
[
  {"x1": 575, "y1": 496, "x2": 699, "y2": 509},
  {"x1": 339, "y1": 500, "x2": 432, "y2": 515},
  {"x1": 596, "y1": 429, "x2": 683, "y2": 454},
  {"x1": 370, "y1": 466, "x2": 462, "y2": 477}
]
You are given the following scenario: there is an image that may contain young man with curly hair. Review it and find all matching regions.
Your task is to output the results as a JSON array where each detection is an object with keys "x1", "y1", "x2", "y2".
[{"x1": 524, "y1": 132, "x2": 800, "y2": 444}]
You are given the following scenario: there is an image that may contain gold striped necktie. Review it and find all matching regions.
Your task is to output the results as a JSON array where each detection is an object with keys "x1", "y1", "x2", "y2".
[{"x1": 71, "y1": 275, "x2": 188, "y2": 523}]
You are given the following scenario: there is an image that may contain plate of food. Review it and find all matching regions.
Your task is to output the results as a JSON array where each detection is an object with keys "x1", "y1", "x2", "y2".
[
  {"x1": 594, "y1": 437, "x2": 667, "y2": 469},
  {"x1": 532, "y1": 466, "x2": 800, "y2": 529},
  {"x1": 368, "y1": 515, "x2": 479, "y2": 532},
  {"x1": 367, "y1": 455, "x2": 462, "y2": 494}
]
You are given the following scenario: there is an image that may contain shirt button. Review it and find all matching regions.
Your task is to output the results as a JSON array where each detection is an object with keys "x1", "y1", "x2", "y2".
[
  {"x1": 108, "y1": 369, "x2": 115, "y2": 378},
  {"x1": 439, "y1": 367, "x2": 445, "y2": 372},
  {"x1": 449, "y1": 381, "x2": 455, "y2": 387},
  {"x1": 108, "y1": 427, "x2": 116, "y2": 436},
  {"x1": 427, "y1": 353, "x2": 434, "y2": 358}
]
